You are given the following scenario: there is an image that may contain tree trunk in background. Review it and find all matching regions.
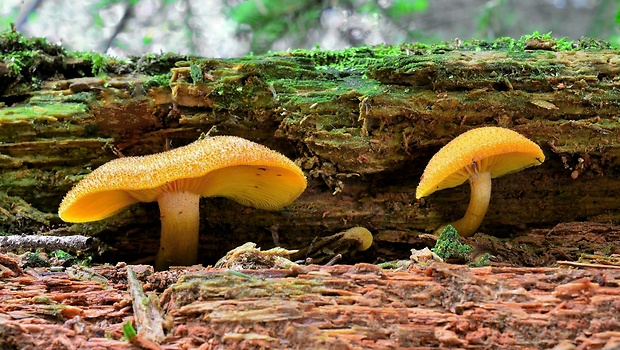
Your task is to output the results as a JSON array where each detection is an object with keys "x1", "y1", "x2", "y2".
[{"x1": 0, "y1": 33, "x2": 619, "y2": 265}]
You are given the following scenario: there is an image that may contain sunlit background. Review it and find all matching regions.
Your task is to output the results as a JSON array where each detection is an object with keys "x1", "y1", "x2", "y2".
[{"x1": 1, "y1": 0, "x2": 619, "y2": 57}]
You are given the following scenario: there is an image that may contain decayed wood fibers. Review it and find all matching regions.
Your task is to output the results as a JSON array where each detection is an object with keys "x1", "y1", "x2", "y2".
[{"x1": 1, "y1": 260, "x2": 619, "y2": 349}]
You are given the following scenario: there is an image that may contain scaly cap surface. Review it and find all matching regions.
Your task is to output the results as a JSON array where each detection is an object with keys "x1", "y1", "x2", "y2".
[{"x1": 59, "y1": 136, "x2": 307, "y2": 222}]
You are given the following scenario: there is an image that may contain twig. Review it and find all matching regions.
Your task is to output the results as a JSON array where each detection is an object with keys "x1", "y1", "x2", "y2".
[
  {"x1": 127, "y1": 266, "x2": 166, "y2": 344},
  {"x1": 0, "y1": 235, "x2": 93, "y2": 253},
  {"x1": 100, "y1": 2, "x2": 134, "y2": 52},
  {"x1": 182, "y1": 0, "x2": 198, "y2": 55},
  {"x1": 557, "y1": 261, "x2": 620, "y2": 269},
  {"x1": 325, "y1": 254, "x2": 342, "y2": 266},
  {"x1": 14, "y1": 0, "x2": 44, "y2": 31}
]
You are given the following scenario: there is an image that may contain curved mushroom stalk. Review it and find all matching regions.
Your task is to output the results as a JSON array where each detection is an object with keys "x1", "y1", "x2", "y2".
[
  {"x1": 450, "y1": 171, "x2": 491, "y2": 237},
  {"x1": 416, "y1": 127, "x2": 545, "y2": 238},
  {"x1": 155, "y1": 190, "x2": 200, "y2": 271}
]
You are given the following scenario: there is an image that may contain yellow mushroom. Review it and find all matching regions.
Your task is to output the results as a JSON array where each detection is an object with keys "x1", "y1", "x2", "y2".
[
  {"x1": 341, "y1": 227, "x2": 373, "y2": 252},
  {"x1": 59, "y1": 136, "x2": 307, "y2": 270},
  {"x1": 416, "y1": 127, "x2": 545, "y2": 237}
]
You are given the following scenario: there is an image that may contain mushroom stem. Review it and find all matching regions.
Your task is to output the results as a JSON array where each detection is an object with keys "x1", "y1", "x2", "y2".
[
  {"x1": 451, "y1": 171, "x2": 492, "y2": 237},
  {"x1": 155, "y1": 190, "x2": 201, "y2": 270}
]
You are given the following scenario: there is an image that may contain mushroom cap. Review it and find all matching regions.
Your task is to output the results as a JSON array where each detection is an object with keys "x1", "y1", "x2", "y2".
[
  {"x1": 342, "y1": 227, "x2": 373, "y2": 251},
  {"x1": 59, "y1": 136, "x2": 307, "y2": 223},
  {"x1": 416, "y1": 127, "x2": 545, "y2": 199}
]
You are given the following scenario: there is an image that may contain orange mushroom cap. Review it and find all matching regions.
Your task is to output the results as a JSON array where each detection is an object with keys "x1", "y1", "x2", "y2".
[
  {"x1": 59, "y1": 136, "x2": 307, "y2": 222},
  {"x1": 416, "y1": 127, "x2": 545, "y2": 199}
]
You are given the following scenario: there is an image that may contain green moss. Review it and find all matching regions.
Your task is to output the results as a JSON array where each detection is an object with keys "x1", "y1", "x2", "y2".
[
  {"x1": 122, "y1": 321, "x2": 137, "y2": 341},
  {"x1": 377, "y1": 261, "x2": 401, "y2": 269},
  {"x1": 0, "y1": 28, "x2": 63, "y2": 55},
  {"x1": 284, "y1": 45, "x2": 418, "y2": 72},
  {"x1": 67, "y1": 51, "x2": 122, "y2": 77},
  {"x1": 278, "y1": 32, "x2": 614, "y2": 78},
  {"x1": 25, "y1": 251, "x2": 50, "y2": 267},
  {"x1": 469, "y1": 252, "x2": 491, "y2": 267},
  {"x1": 51, "y1": 250, "x2": 73, "y2": 260},
  {"x1": 143, "y1": 72, "x2": 171, "y2": 88},
  {"x1": 0, "y1": 193, "x2": 52, "y2": 235},
  {"x1": 0, "y1": 103, "x2": 87, "y2": 124},
  {"x1": 89, "y1": 53, "x2": 112, "y2": 76},
  {"x1": 189, "y1": 61, "x2": 204, "y2": 83},
  {"x1": 0, "y1": 28, "x2": 64, "y2": 77},
  {"x1": 432, "y1": 225, "x2": 473, "y2": 261}
]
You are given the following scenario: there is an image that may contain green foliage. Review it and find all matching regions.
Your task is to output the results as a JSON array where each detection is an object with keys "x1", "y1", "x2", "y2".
[
  {"x1": 0, "y1": 28, "x2": 64, "y2": 82},
  {"x1": 227, "y1": 0, "x2": 319, "y2": 54},
  {"x1": 387, "y1": 0, "x2": 428, "y2": 17},
  {"x1": 469, "y1": 253, "x2": 492, "y2": 267},
  {"x1": 475, "y1": 0, "x2": 511, "y2": 40},
  {"x1": 144, "y1": 72, "x2": 172, "y2": 88},
  {"x1": 142, "y1": 36, "x2": 153, "y2": 45},
  {"x1": 227, "y1": 0, "x2": 430, "y2": 54},
  {"x1": 25, "y1": 250, "x2": 51, "y2": 268},
  {"x1": 0, "y1": 8, "x2": 18, "y2": 30},
  {"x1": 51, "y1": 250, "x2": 73, "y2": 260},
  {"x1": 122, "y1": 321, "x2": 137, "y2": 340},
  {"x1": 91, "y1": 0, "x2": 134, "y2": 28},
  {"x1": 359, "y1": 0, "x2": 428, "y2": 17},
  {"x1": 431, "y1": 225, "x2": 473, "y2": 261},
  {"x1": 67, "y1": 51, "x2": 113, "y2": 76}
]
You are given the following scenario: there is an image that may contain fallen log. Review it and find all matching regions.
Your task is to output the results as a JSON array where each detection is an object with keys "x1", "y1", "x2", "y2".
[{"x1": 0, "y1": 31, "x2": 618, "y2": 265}]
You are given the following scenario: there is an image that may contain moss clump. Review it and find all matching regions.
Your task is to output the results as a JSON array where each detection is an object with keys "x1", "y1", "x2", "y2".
[
  {"x1": 25, "y1": 251, "x2": 51, "y2": 267},
  {"x1": 487, "y1": 32, "x2": 614, "y2": 52},
  {"x1": 0, "y1": 27, "x2": 63, "y2": 56},
  {"x1": 469, "y1": 252, "x2": 491, "y2": 267},
  {"x1": 0, "y1": 27, "x2": 66, "y2": 89},
  {"x1": 189, "y1": 61, "x2": 204, "y2": 83},
  {"x1": 67, "y1": 51, "x2": 118, "y2": 77},
  {"x1": 143, "y1": 72, "x2": 172, "y2": 88},
  {"x1": 432, "y1": 225, "x2": 473, "y2": 261}
]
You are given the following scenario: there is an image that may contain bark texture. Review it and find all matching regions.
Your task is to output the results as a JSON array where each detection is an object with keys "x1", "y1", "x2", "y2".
[
  {"x1": 0, "y1": 261, "x2": 619, "y2": 349},
  {"x1": 0, "y1": 32, "x2": 619, "y2": 265}
]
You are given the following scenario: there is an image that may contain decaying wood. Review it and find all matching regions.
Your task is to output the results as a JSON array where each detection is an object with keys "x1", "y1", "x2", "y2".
[
  {"x1": 127, "y1": 266, "x2": 166, "y2": 343},
  {"x1": 0, "y1": 259, "x2": 619, "y2": 349}
]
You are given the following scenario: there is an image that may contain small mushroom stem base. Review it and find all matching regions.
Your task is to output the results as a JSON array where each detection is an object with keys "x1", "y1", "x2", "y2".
[
  {"x1": 155, "y1": 190, "x2": 200, "y2": 271},
  {"x1": 451, "y1": 171, "x2": 492, "y2": 237}
]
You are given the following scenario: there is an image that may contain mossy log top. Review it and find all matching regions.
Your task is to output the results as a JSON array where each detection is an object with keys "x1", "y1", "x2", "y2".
[{"x1": 0, "y1": 32, "x2": 619, "y2": 265}]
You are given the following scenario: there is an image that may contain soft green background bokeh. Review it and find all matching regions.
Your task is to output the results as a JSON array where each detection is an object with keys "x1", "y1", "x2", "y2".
[{"x1": 1, "y1": 0, "x2": 619, "y2": 57}]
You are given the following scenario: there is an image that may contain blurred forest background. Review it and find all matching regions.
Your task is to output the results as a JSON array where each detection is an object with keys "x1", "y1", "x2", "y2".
[{"x1": 1, "y1": 0, "x2": 620, "y2": 57}]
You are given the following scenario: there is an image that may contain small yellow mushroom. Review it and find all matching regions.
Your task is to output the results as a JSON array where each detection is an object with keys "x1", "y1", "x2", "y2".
[{"x1": 341, "y1": 226, "x2": 373, "y2": 252}]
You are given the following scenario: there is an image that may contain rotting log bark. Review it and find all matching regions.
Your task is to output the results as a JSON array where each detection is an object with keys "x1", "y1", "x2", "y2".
[
  {"x1": 0, "y1": 33, "x2": 619, "y2": 265},
  {"x1": 0, "y1": 262, "x2": 619, "y2": 349}
]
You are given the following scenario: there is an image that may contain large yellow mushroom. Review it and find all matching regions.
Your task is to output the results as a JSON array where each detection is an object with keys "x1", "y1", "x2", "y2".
[
  {"x1": 59, "y1": 136, "x2": 307, "y2": 270},
  {"x1": 416, "y1": 127, "x2": 545, "y2": 237}
]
